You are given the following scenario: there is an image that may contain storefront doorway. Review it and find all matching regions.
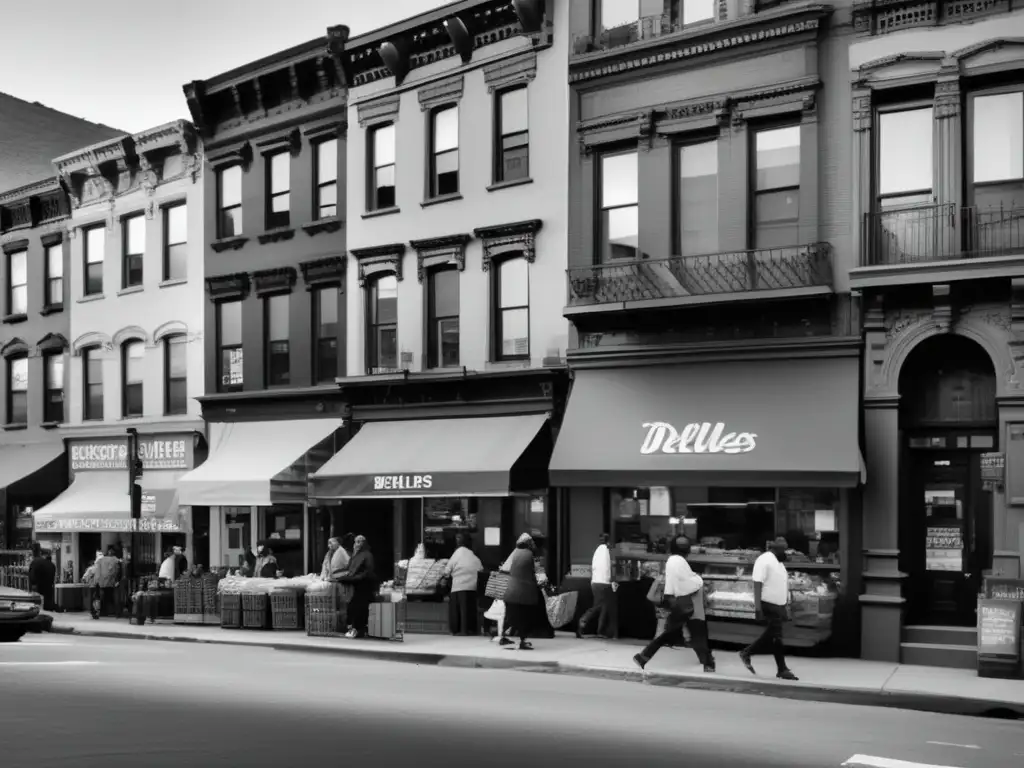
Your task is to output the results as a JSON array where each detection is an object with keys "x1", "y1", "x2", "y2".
[
  {"x1": 899, "y1": 335, "x2": 996, "y2": 627},
  {"x1": 223, "y1": 508, "x2": 251, "y2": 569}
]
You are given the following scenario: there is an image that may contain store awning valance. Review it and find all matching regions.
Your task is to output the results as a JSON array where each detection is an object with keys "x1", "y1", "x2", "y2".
[
  {"x1": 310, "y1": 415, "x2": 551, "y2": 499},
  {"x1": 0, "y1": 441, "x2": 64, "y2": 491},
  {"x1": 550, "y1": 357, "x2": 865, "y2": 489},
  {"x1": 33, "y1": 471, "x2": 189, "y2": 533},
  {"x1": 177, "y1": 419, "x2": 343, "y2": 507}
]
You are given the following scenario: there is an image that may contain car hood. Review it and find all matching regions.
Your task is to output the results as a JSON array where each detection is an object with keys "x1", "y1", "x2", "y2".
[{"x1": 0, "y1": 585, "x2": 37, "y2": 599}]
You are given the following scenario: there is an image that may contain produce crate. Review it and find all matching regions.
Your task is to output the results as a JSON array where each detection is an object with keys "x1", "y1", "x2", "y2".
[
  {"x1": 241, "y1": 592, "x2": 270, "y2": 629},
  {"x1": 271, "y1": 589, "x2": 305, "y2": 630},
  {"x1": 368, "y1": 600, "x2": 406, "y2": 641},
  {"x1": 173, "y1": 579, "x2": 192, "y2": 624},
  {"x1": 220, "y1": 593, "x2": 242, "y2": 628},
  {"x1": 187, "y1": 586, "x2": 204, "y2": 616},
  {"x1": 305, "y1": 593, "x2": 340, "y2": 637},
  {"x1": 403, "y1": 599, "x2": 447, "y2": 634}
]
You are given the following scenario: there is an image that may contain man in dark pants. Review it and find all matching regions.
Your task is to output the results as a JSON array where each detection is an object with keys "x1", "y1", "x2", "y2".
[
  {"x1": 577, "y1": 533, "x2": 618, "y2": 638},
  {"x1": 28, "y1": 546, "x2": 57, "y2": 612},
  {"x1": 91, "y1": 546, "x2": 121, "y2": 619},
  {"x1": 339, "y1": 535, "x2": 376, "y2": 638},
  {"x1": 739, "y1": 537, "x2": 798, "y2": 681}
]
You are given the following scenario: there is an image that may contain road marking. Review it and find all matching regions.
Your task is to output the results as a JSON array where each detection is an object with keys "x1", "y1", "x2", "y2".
[
  {"x1": 4, "y1": 641, "x2": 75, "y2": 647},
  {"x1": 0, "y1": 661, "x2": 103, "y2": 667},
  {"x1": 926, "y1": 742, "x2": 980, "y2": 750},
  {"x1": 843, "y1": 756, "x2": 965, "y2": 768}
]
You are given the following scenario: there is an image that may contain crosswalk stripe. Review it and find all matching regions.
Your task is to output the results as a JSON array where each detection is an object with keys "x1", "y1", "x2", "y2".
[{"x1": 843, "y1": 756, "x2": 966, "y2": 768}]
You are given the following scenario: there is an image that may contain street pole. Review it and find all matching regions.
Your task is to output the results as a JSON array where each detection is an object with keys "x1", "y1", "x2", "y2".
[{"x1": 127, "y1": 428, "x2": 142, "y2": 583}]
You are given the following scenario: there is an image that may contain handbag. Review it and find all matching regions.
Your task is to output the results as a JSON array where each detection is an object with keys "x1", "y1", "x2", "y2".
[
  {"x1": 646, "y1": 575, "x2": 666, "y2": 605},
  {"x1": 484, "y1": 570, "x2": 510, "y2": 599},
  {"x1": 545, "y1": 591, "x2": 579, "y2": 629}
]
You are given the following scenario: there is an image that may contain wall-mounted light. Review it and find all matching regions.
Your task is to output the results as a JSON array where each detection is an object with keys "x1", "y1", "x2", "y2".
[
  {"x1": 443, "y1": 17, "x2": 473, "y2": 63},
  {"x1": 378, "y1": 39, "x2": 410, "y2": 86},
  {"x1": 512, "y1": 0, "x2": 545, "y2": 33}
]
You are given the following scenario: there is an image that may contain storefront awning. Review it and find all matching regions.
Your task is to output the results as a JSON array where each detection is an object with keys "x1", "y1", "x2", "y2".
[
  {"x1": 550, "y1": 357, "x2": 864, "y2": 489},
  {"x1": 32, "y1": 471, "x2": 189, "y2": 533},
  {"x1": 0, "y1": 442, "x2": 64, "y2": 491},
  {"x1": 177, "y1": 419, "x2": 343, "y2": 507},
  {"x1": 310, "y1": 415, "x2": 551, "y2": 499}
]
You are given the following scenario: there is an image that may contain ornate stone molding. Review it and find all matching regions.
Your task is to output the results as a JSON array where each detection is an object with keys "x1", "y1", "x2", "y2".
[
  {"x1": 299, "y1": 255, "x2": 346, "y2": 289},
  {"x1": 206, "y1": 140, "x2": 253, "y2": 171},
  {"x1": 206, "y1": 272, "x2": 250, "y2": 301},
  {"x1": 252, "y1": 266, "x2": 298, "y2": 296},
  {"x1": 931, "y1": 284, "x2": 952, "y2": 332},
  {"x1": 935, "y1": 77, "x2": 960, "y2": 120},
  {"x1": 578, "y1": 111, "x2": 654, "y2": 156},
  {"x1": 153, "y1": 320, "x2": 189, "y2": 343},
  {"x1": 71, "y1": 331, "x2": 113, "y2": 355},
  {"x1": 302, "y1": 120, "x2": 347, "y2": 141},
  {"x1": 53, "y1": 136, "x2": 135, "y2": 206},
  {"x1": 0, "y1": 337, "x2": 29, "y2": 359},
  {"x1": 35, "y1": 332, "x2": 68, "y2": 355},
  {"x1": 350, "y1": 243, "x2": 406, "y2": 285},
  {"x1": 255, "y1": 128, "x2": 301, "y2": 157},
  {"x1": 112, "y1": 325, "x2": 148, "y2": 348},
  {"x1": 730, "y1": 78, "x2": 820, "y2": 125},
  {"x1": 483, "y1": 52, "x2": 537, "y2": 93},
  {"x1": 473, "y1": 219, "x2": 542, "y2": 271},
  {"x1": 418, "y1": 75, "x2": 465, "y2": 112},
  {"x1": 302, "y1": 218, "x2": 344, "y2": 237},
  {"x1": 257, "y1": 227, "x2": 296, "y2": 245},
  {"x1": 210, "y1": 236, "x2": 249, "y2": 253},
  {"x1": 410, "y1": 233, "x2": 471, "y2": 282},
  {"x1": 1, "y1": 238, "x2": 29, "y2": 255},
  {"x1": 356, "y1": 94, "x2": 400, "y2": 128},
  {"x1": 852, "y1": 91, "x2": 872, "y2": 133}
]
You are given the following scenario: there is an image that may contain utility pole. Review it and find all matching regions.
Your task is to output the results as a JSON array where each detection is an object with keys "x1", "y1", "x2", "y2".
[{"x1": 126, "y1": 428, "x2": 143, "y2": 582}]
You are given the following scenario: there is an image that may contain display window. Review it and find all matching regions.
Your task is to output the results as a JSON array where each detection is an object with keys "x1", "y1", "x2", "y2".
[
  {"x1": 262, "y1": 504, "x2": 304, "y2": 577},
  {"x1": 421, "y1": 497, "x2": 476, "y2": 559}
]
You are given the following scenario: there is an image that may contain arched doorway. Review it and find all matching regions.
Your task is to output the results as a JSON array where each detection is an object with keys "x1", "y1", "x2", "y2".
[{"x1": 898, "y1": 335, "x2": 997, "y2": 626}]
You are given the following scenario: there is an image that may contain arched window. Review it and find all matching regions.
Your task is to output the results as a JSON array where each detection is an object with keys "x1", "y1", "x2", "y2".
[
  {"x1": 494, "y1": 257, "x2": 529, "y2": 361},
  {"x1": 82, "y1": 346, "x2": 104, "y2": 421},
  {"x1": 367, "y1": 274, "x2": 398, "y2": 374},
  {"x1": 122, "y1": 341, "x2": 144, "y2": 418},
  {"x1": 164, "y1": 335, "x2": 187, "y2": 415}
]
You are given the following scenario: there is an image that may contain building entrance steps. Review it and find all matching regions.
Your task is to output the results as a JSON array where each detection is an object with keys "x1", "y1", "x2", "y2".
[{"x1": 42, "y1": 611, "x2": 1024, "y2": 719}]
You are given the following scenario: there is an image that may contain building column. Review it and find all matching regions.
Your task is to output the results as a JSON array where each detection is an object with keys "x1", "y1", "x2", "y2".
[
  {"x1": 638, "y1": 133, "x2": 672, "y2": 260},
  {"x1": 208, "y1": 507, "x2": 222, "y2": 569},
  {"x1": 996, "y1": 399, "x2": 1024, "y2": 578},
  {"x1": 851, "y1": 87, "x2": 872, "y2": 266},
  {"x1": 934, "y1": 72, "x2": 962, "y2": 258}
]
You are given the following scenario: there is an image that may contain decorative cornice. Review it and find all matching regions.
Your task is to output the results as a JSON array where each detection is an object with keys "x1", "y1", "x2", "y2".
[
  {"x1": 210, "y1": 236, "x2": 249, "y2": 253},
  {"x1": 418, "y1": 75, "x2": 465, "y2": 112},
  {"x1": 300, "y1": 255, "x2": 346, "y2": 288},
  {"x1": 302, "y1": 217, "x2": 344, "y2": 237},
  {"x1": 207, "y1": 140, "x2": 253, "y2": 170},
  {"x1": 0, "y1": 337, "x2": 29, "y2": 359},
  {"x1": 36, "y1": 332, "x2": 69, "y2": 355},
  {"x1": 206, "y1": 272, "x2": 250, "y2": 300},
  {"x1": 0, "y1": 178, "x2": 61, "y2": 206},
  {"x1": 410, "y1": 233, "x2": 471, "y2": 282},
  {"x1": 257, "y1": 227, "x2": 296, "y2": 245},
  {"x1": 255, "y1": 128, "x2": 301, "y2": 156},
  {"x1": 252, "y1": 266, "x2": 298, "y2": 295},
  {"x1": 483, "y1": 51, "x2": 538, "y2": 93},
  {"x1": 350, "y1": 243, "x2": 406, "y2": 285},
  {"x1": 2, "y1": 239, "x2": 29, "y2": 255},
  {"x1": 40, "y1": 231, "x2": 63, "y2": 248},
  {"x1": 356, "y1": 94, "x2": 401, "y2": 128},
  {"x1": 473, "y1": 219, "x2": 542, "y2": 271},
  {"x1": 302, "y1": 120, "x2": 347, "y2": 140}
]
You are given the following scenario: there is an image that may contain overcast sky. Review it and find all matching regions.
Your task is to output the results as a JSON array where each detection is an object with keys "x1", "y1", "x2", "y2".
[{"x1": 0, "y1": 0, "x2": 451, "y2": 134}]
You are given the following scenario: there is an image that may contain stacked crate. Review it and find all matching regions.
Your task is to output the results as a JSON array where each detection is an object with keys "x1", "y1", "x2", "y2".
[
  {"x1": 220, "y1": 592, "x2": 242, "y2": 628},
  {"x1": 270, "y1": 588, "x2": 305, "y2": 630},
  {"x1": 305, "y1": 592, "x2": 340, "y2": 637},
  {"x1": 241, "y1": 592, "x2": 270, "y2": 629},
  {"x1": 172, "y1": 577, "x2": 191, "y2": 624},
  {"x1": 201, "y1": 572, "x2": 221, "y2": 625}
]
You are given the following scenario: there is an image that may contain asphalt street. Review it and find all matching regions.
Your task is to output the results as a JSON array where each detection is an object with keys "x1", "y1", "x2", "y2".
[{"x1": 0, "y1": 635, "x2": 1021, "y2": 768}]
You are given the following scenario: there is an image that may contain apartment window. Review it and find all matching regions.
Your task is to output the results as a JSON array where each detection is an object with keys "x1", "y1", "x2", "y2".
[
  {"x1": 495, "y1": 257, "x2": 529, "y2": 361},
  {"x1": 122, "y1": 341, "x2": 144, "y2": 418},
  {"x1": 45, "y1": 242, "x2": 63, "y2": 306},
  {"x1": 7, "y1": 249, "x2": 27, "y2": 315},
  {"x1": 367, "y1": 275, "x2": 398, "y2": 373},
  {"x1": 218, "y1": 165, "x2": 243, "y2": 238},
  {"x1": 972, "y1": 92, "x2": 1024, "y2": 211},
  {"x1": 429, "y1": 106, "x2": 459, "y2": 198},
  {"x1": 314, "y1": 139, "x2": 339, "y2": 219},
  {"x1": 496, "y1": 88, "x2": 529, "y2": 183},
  {"x1": 44, "y1": 353, "x2": 64, "y2": 424},
  {"x1": 266, "y1": 151, "x2": 290, "y2": 229},
  {"x1": 7, "y1": 356, "x2": 27, "y2": 425},
  {"x1": 677, "y1": 139, "x2": 719, "y2": 255},
  {"x1": 599, "y1": 150, "x2": 639, "y2": 260},
  {"x1": 164, "y1": 335, "x2": 187, "y2": 415},
  {"x1": 426, "y1": 267, "x2": 459, "y2": 368},
  {"x1": 122, "y1": 214, "x2": 145, "y2": 288},
  {"x1": 369, "y1": 124, "x2": 396, "y2": 211},
  {"x1": 313, "y1": 286, "x2": 339, "y2": 384},
  {"x1": 878, "y1": 107, "x2": 933, "y2": 209},
  {"x1": 753, "y1": 125, "x2": 801, "y2": 248},
  {"x1": 265, "y1": 294, "x2": 290, "y2": 386},
  {"x1": 599, "y1": 0, "x2": 710, "y2": 30},
  {"x1": 83, "y1": 225, "x2": 105, "y2": 296},
  {"x1": 164, "y1": 203, "x2": 187, "y2": 281},
  {"x1": 83, "y1": 346, "x2": 104, "y2": 421},
  {"x1": 217, "y1": 300, "x2": 243, "y2": 392}
]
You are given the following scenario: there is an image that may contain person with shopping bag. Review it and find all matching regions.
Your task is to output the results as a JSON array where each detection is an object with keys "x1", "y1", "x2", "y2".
[
  {"x1": 443, "y1": 533, "x2": 484, "y2": 636},
  {"x1": 502, "y1": 533, "x2": 547, "y2": 651}
]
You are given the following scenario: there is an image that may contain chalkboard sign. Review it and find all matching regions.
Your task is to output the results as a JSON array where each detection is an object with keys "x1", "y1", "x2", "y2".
[
  {"x1": 977, "y1": 599, "x2": 1022, "y2": 659},
  {"x1": 984, "y1": 577, "x2": 1024, "y2": 602}
]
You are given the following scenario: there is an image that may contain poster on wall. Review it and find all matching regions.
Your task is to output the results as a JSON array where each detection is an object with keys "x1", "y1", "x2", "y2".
[{"x1": 925, "y1": 523, "x2": 964, "y2": 572}]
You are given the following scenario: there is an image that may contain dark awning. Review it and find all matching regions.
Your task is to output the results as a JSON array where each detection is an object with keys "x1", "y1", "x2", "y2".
[
  {"x1": 311, "y1": 415, "x2": 551, "y2": 499},
  {"x1": 550, "y1": 357, "x2": 864, "y2": 488},
  {"x1": 0, "y1": 442, "x2": 64, "y2": 491}
]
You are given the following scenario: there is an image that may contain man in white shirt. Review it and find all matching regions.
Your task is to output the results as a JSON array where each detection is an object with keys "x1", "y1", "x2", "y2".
[
  {"x1": 740, "y1": 537, "x2": 798, "y2": 680},
  {"x1": 576, "y1": 533, "x2": 618, "y2": 639},
  {"x1": 633, "y1": 536, "x2": 715, "y2": 673}
]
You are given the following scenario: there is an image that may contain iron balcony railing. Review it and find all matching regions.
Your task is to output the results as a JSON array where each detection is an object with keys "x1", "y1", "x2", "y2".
[
  {"x1": 566, "y1": 243, "x2": 833, "y2": 308},
  {"x1": 863, "y1": 203, "x2": 1024, "y2": 266}
]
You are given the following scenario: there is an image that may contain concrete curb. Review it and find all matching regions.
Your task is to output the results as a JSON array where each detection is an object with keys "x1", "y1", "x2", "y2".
[{"x1": 46, "y1": 623, "x2": 1022, "y2": 719}]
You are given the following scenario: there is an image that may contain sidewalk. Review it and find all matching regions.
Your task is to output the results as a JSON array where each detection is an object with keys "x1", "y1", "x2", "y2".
[{"x1": 45, "y1": 611, "x2": 1024, "y2": 719}]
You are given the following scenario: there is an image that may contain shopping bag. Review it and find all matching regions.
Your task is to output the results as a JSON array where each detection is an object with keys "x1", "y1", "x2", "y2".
[
  {"x1": 646, "y1": 575, "x2": 666, "y2": 605},
  {"x1": 545, "y1": 591, "x2": 579, "y2": 629},
  {"x1": 484, "y1": 570, "x2": 510, "y2": 599}
]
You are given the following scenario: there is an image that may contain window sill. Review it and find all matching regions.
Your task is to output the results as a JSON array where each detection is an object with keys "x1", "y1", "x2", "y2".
[
  {"x1": 2, "y1": 312, "x2": 27, "y2": 325},
  {"x1": 117, "y1": 285, "x2": 144, "y2": 297},
  {"x1": 420, "y1": 193, "x2": 463, "y2": 208},
  {"x1": 210, "y1": 235, "x2": 249, "y2": 253},
  {"x1": 39, "y1": 304, "x2": 64, "y2": 316},
  {"x1": 303, "y1": 217, "x2": 344, "y2": 237},
  {"x1": 487, "y1": 177, "x2": 534, "y2": 193},
  {"x1": 361, "y1": 206, "x2": 400, "y2": 220},
  {"x1": 160, "y1": 278, "x2": 188, "y2": 289},
  {"x1": 257, "y1": 227, "x2": 296, "y2": 245},
  {"x1": 3, "y1": 423, "x2": 27, "y2": 432},
  {"x1": 77, "y1": 294, "x2": 105, "y2": 304},
  {"x1": 40, "y1": 421, "x2": 62, "y2": 430},
  {"x1": 120, "y1": 415, "x2": 144, "y2": 421}
]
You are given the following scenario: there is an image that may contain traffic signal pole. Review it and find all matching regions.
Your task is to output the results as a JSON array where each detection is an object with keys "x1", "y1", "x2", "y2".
[{"x1": 127, "y1": 428, "x2": 142, "y2": 583}]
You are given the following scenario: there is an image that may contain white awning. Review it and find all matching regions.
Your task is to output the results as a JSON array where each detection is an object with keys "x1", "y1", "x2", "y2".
[{"x1": 33, "y1": 471, "x2": 188, "y2": 533}]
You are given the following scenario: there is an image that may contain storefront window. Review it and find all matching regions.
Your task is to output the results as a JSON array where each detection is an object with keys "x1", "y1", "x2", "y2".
[
  {"x1": 263, "y1": 505, "x2": 303, "y2": 577},
  {"x1": 421, "y1": 497, "x2": 476, "y2": 559}
]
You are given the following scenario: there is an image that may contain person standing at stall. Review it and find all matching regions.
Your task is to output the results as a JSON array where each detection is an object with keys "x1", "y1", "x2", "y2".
[
  {"x1": 576, "y1": 533, "x2": 617, "y2": 639},
  {"x1": 739, "y1": 537, "x2": 798, "y2": 681},
  {"x1": 444, "y1": 533, "x2": 484, "y2": 636},
  {"x1": 158, "y1": 550, "x2": 177, "y2": 582},
  {"x1": 28, "y1": 545, "x2": 56, "y2": 612},
  {"x1": 502, "y1": 534, "x2": 546, "y2": 651},
  {"x1": 320, "y1": 537, "x2": 350, "y2": 581},
  {"x1": 173, "y1": 546, "x2": 188, "y2": 578},
  {"x1": 339, "y1": 535, "x2": 377, "y2": 639},
  {"x1": 92, "y1": 546, "x2": 122, "y2": 619}
]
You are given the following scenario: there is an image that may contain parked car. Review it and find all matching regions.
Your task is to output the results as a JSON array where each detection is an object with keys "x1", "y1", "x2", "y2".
[{"x1": 0, "y1": 584, "x2": 44, "y2": 642}]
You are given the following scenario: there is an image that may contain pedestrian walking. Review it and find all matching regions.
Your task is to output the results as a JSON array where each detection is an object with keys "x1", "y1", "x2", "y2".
[
  {"x1": 91, "y1": 546, "x2": 122, "y2": 619},
  {"x1": 339, "y1": 535, "x2": 377, "y2": 638},
  {"x1": 443, "y1": 533, "x2": 484, "y2": 636},
  {"x1": 576, "y1": 533, "x2": 618, "y2": 639},
  {"x1": 739, "y1": 537, "x2": 798, "y2": 681},
  {"x1": 502, "y1": 533, "x2": 547, "y2": 651},
  {"x1": 28, "y1": 546, "x2": 56, "y2": 612},
  {"x1": 633, "y1": 536, "x2": 714, "y2": 673}
]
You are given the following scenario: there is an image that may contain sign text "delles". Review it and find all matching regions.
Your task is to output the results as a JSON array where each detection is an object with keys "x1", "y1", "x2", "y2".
[
  {"x1": 641, "y1": 421, "x2": 757, "y2": 455},
  {"x1": 373, "y1": 474, "x2": 433, "y2": 490}
]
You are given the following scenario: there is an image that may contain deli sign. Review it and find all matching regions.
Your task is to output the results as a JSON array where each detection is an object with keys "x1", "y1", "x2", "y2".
[
  {"x1": 373, "y1": 474, "x2": 433, "y2": 491},
  {"x1": 641, "y1": 421, "x2": 757, "y2": 455},
  {"x1": 71, "y1": 437, "x2": 193, "y2": 472}
]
